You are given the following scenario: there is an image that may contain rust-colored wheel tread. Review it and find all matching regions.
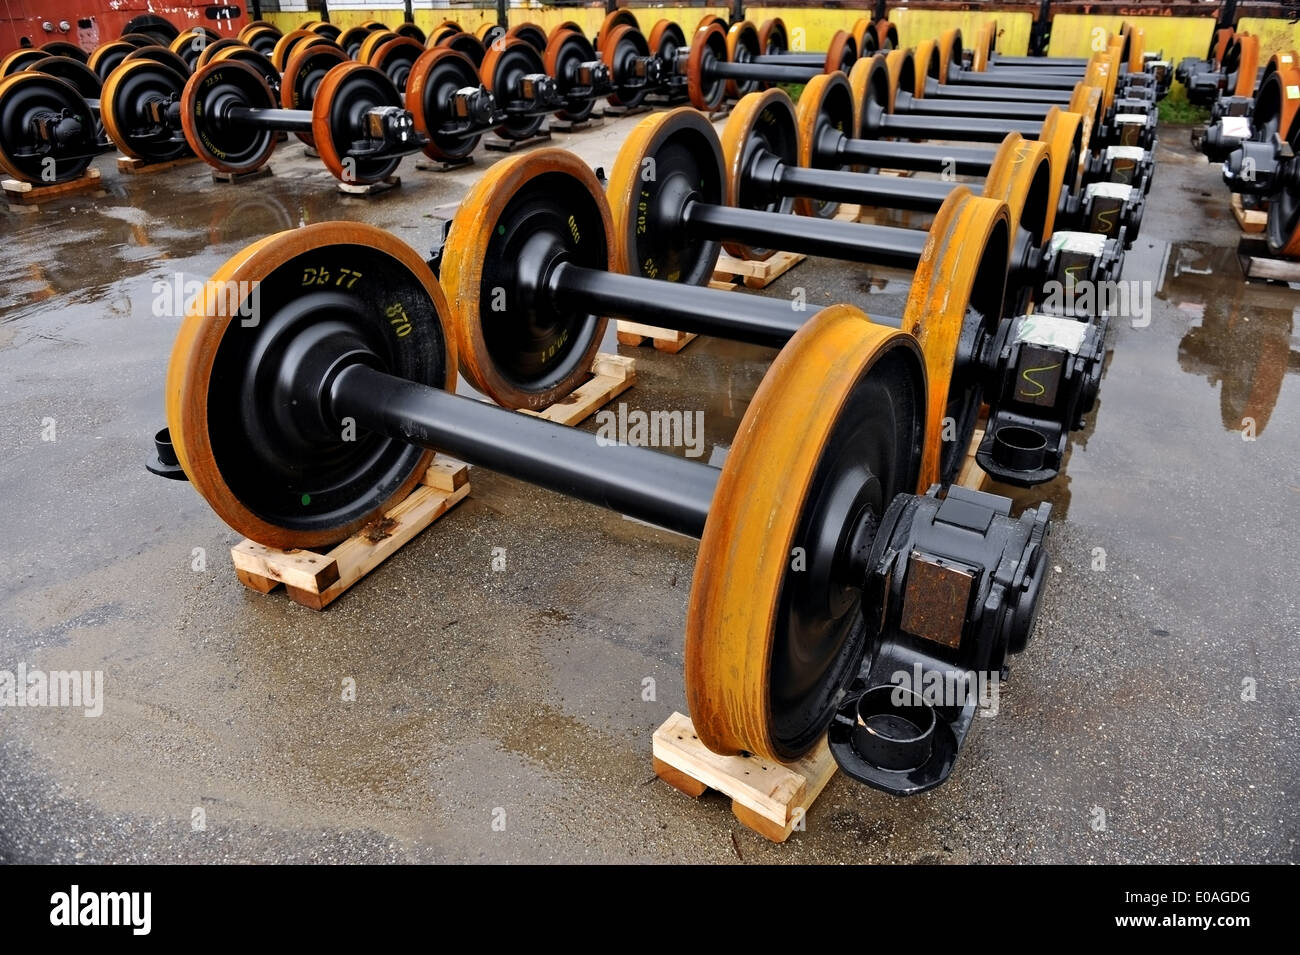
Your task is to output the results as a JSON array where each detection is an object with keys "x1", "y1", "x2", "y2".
[
  {"x1": 822, "y1": 30, "x2": 853, "y2": 74},
  {"x1": 595, "y1": 10, "x2": 639, "y2": 52},
  {"x1": 1233, "y1": 34, "x2": 1260, "y2": 98},
  {"x1": 885, "y1": 48, "x2": 916, "y2": 102},
  {"x1": 971, "y1": 25, "x2": 990, "y2": 72},
  {"x1": 439, "y1": 149, "x2": 613, "y2": 409},
  {"x1": 686, "y1": 21, "x2": 727, "y2": 111},
  {"x1": 1, "y1": 49, "x2": 49, "y2": 74},
  {"x1": 309, "y1": 61, "x2": 388, "y2": 183},
  {"x1": 272, "y1": 29, "x2": 318, "y2": 73},
  {"x1": 937, "y1": 28, "x2": 961, "y2": 82},
  {"x1": 180, "y1": 60, "x2": 278, "y2": 174},
  {"x1": 724, "y1": 21, "x2": 759, "y2": 99},
  {"x1": 685, "y1": 305, "x2": 921, "y2": 760},
  {"x1": 100, "y1": 57, "x2": 184, "y2": 161},
  {"x1": 719, "y1": 89, "x2": 797, "y2": 255},
  {"x1": 358, "y1": 30, "x2": 399, "y2": 66},
  {"x1": 899, "y1": 189, "x2": 1011, "y2": 489},
  {"x1": 982, "y1": 132, "x2": 1055, "y2": 243}
]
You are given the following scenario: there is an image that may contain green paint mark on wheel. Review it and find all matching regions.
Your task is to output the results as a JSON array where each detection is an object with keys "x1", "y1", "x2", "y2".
[{"x1": 300, "y1": 493, "x2": 311, "y2": 506}]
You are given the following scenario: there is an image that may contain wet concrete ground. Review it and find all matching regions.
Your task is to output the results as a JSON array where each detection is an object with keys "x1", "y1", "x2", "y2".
[{"x1": 0, "y1": 118, "x2": 1296, "y2": 863}]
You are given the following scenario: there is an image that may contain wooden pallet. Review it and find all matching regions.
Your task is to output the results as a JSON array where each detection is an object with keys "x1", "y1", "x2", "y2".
[
  {"x1": 337, "y1": 176, "x2": 400, "y2": 197},
  {"x1": 211, "y1": 166, "x2": 273, "y2": 185},
  {"x1": 1231, "y1": 193, "x2": 1268, "y2": 235},
  {"x1": 616, "y1": 321, "x2": 697, "y2": 354},
  {"x1": 519, "y1": 352, "x2": 635, "y2": 425},
  {"x1": 116, "y1": 154, "x2": 200, "y2": 175},
  {"x1": 230, "y1": 457, "x2": 470, "y2": 610},
  {"x1": 484, "y1": 130, "x2": 551, "y2": 152},
  {"x1": 3, "y1": 168, "x2": 103, "y2": 207},
  {"x1": 709, "y1": 249, "x2": 805, "y2": 290},
  {"x1": 1237, "y1": 236, "x2": 1300, "y2": 281},
  {"x1": 652, "y1": 711, "x2": 837, "y2": 843}
]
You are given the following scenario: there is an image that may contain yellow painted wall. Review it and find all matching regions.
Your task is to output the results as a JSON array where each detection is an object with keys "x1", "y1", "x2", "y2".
[
  {"x1": 262, "y1": 7, "x2": 1300, "y2": 66},
  {"x1": 1039, "y1": 15, "x2": 1212, "y2": 64},
  {"x1": 1237, "y1": 18, "x2": 1300, "y2": 58},
  {"x1": 884, "y1": 8, "x2": 1033, "y2": 57}
]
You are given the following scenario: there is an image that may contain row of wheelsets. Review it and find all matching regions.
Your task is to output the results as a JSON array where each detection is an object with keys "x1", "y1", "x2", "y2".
[{"x1": 149, "y1": 16, "x2": 1165, "y2": 807}]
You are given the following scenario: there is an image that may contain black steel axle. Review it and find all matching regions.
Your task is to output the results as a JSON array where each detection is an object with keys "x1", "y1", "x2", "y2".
[
  {"x1": 333, "y1": 363, "x2": 718, "y2": 537},
  {"x1": 226, "y1": 105, "x2": 314, "y2": 135}
]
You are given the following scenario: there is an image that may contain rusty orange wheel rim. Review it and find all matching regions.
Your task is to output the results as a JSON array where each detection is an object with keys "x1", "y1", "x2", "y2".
[
  {"x1": 271, "y1": 29, "x2": 319, "y2": 73},
  {"x1": 793, "y1": 73, "x2": 857, "y2": 216},
  {"x1": 971, "y1": 25, "x2": 990, "y2": 72},
  {"x1": 851, "y1": 18, "x2": 874, "y2": 56},
  {"x1": 982, "y1": 132, "x2": 1055, "y2": 245},
  {"x1": 901, "y1": 189, "x2": 1012, "y2": 489},
  {"x1": 1039, "y1": 106, "x2": 1084, "y2": 220},
  {"x1": 100, "y1": 58, "x2": 185, "y2": 161},
  {"x1": 720, "y1": 89, "x2": 796, "y2": 253},
  {"x1": 606, "y1": 108, "x2": 725, "y2": 281},
  {"x1": 309, "y1": 61, "x2": 389, "y2": 182},
  {"x1": 885, "y1": 48, "x2": 918, "y2": 101},
  {"x1": 165, "y1": 222, "x2": 455, "y2": 551},
  {"x1": 685, "y1": 304, "x2": 925, "y2": 761},
  {"x1": 439, "y1": 149, "x2": 614, "y2": 409},
  {"x1": 1234, "y1": 34, "x2": 1260, "y2": 97},
  {"x1": 686, "y1": 21, "x2": 727, "y2": 111},
  {"x1": 849, "y1": 54, "x2": 892, "y2": 118},
  {"x1": 724, "y1": 20, "x2": 759, "y2": 99},
  {"x1": 358, "y1": 30, "x2": 399, "y2": 66},
  {"x1": 180, "y1": 60, "x2": 279, "y2": 174},
  {"x1": 937, "y1": 28, "x2": 962, "y2": 82},
  {"x1": 595, "y1": 10, "x2": 639, "y2": 52}
]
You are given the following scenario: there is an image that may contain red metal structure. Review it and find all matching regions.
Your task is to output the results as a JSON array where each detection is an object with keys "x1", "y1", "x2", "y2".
[{"x1": 0, "y1": 2, "x2": 247, "y2": 59}]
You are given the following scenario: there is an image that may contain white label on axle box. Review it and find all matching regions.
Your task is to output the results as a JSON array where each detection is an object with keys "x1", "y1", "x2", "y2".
[
  {"x1": 1050, "y1": 231, "x2": 1108, "y2": 256},
  {"x1": 1085, "y1": 181, "x2": 1135, "y2": 201},
  {"x1": 1016, "y1": 314, "x2": 1088, "y2": 354}
]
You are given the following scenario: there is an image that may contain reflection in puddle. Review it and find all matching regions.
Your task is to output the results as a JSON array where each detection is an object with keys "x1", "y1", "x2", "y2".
[{"x1": 1161, "y1": 242, "x2": 1299, "y2": 437}]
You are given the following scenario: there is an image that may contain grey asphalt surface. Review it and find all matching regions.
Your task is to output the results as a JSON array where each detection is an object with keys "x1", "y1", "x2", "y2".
[{"x1": 0, "y1": 112, "x2": 1296, "y2": 864}]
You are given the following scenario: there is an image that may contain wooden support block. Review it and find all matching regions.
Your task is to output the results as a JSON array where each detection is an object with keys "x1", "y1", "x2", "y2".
[
  {"x1": 484, "y1": 131, "x2": 551, "y2": 152},
  {"x1": 652, "y1": 712, "x2": 837, "y2": 843},
  {"x1": 1231, "y1": 193, "x2": 1268, "y2": 234},
  {"x1": 116, "y1": 154, "x2": 201, "y2": 175},
  {"x1": 833, "y1": 203, "x2": 863, "y2": 223},
  {"x1": 211, "y1": 165, "x2": 274, "y2": 184},
  {"x1": 337, "y1": 176, "x2": 400, "y2": 197},
  {"x1": 711, "y1": 249, "x2": 805, "y2": 289},
  {"x1": 547, "y1": 114, "x2": 603, "y2": 133},
  {"x1": 228, "y1": 459, "x2": 470, "y2": 610},
  {"x1": 957, "y1": 428, "x2": 990, "y2": 491},
  {"x1": 615, "y1": 321, "x2": 697, "y2": 354},
  {"x1": 415, "y1": 155, "x2": 474, "y2": 173},
  {"x1": 1237, "y1": 236, "x2": 1300, "y2": 281},
  {"x1": 520, "y1": 352, "x2": 636, "y2": 426},
  {"x1": 602, "y1": 103, "x2": 653, "y2": 118},
  {"x1": 3, "y1": 168, "x2": 103, "y2": 206}
]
